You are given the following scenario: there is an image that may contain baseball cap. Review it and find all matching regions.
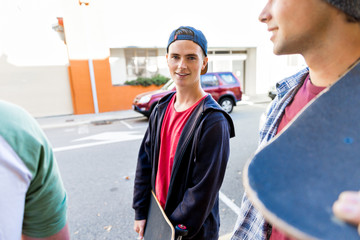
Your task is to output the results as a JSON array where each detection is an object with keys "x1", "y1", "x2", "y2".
[{"x1": 167, "y1": 26, "x2": 208, "y2": 75}]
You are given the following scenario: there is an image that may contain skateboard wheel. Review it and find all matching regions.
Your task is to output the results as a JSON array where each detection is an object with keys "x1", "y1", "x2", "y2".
[{"x1": 175, "y1": 224, "x2": 188, "y2": 236}]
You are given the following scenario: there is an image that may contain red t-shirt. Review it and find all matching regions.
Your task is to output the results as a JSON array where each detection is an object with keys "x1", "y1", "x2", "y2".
[
  {"x1": 270, "y1": 75, "x2": 325, "y2": 240},
  {"x1": 155, "y1": 93, "x2": 207, "y2": 208},
  {"x1": 276, "y1": 75, "x2": 326, "y2": 134}
]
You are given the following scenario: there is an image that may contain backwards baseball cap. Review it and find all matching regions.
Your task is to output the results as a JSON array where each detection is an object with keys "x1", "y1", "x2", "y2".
[
  {"x1": 167, "y1": 26, "x2": 208, "y2": 75},
  {"x1": 324, "y1": 0, "x2": 360, "y2": 20}
]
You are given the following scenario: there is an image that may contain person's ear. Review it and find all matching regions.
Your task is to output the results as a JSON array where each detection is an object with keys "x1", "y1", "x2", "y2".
[{"x1": 202, "y1": 57, "x2": 208, "y2": 70}]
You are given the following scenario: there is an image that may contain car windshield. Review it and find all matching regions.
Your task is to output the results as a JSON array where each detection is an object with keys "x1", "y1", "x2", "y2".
[{"x1": 161, "y1": 79, "x2": 176, "y2": 90}]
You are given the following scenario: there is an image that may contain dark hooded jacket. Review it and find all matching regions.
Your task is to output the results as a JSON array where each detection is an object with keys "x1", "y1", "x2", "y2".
[{"x1": 133, "y1": 92, "x2": 235, "y2": 239}]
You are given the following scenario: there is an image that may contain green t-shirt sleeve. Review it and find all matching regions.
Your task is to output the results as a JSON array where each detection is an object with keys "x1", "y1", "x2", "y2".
[
  {"x1": 0, "y1": 101, "x2": 67, "y2": 238},
  {"x1": 22, "y1": 145, "x2": 67, "y2": 238}
]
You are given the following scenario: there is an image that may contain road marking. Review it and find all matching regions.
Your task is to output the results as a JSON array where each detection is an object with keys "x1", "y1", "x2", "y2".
[
  {"x1": 53, "y1": 131, "x2": 143, "y2": 152},
  {"x1": 72, "y1": 131, "x2": 141, "y2": 142},
  {"x1": 238, "y1": 100, "x2": 255, "y2": 105},
  {"x1": 120, "y1": 120, "x2": 134, "y2": 129},
  {"x1": 53, "y1": 138, "x2": 140, "y2": 152},
  {"x1": 77, "y1": 125, "x2": 90, "y2": 134},
  {"x1": 219, "y1": 232, "x2": 233, "y2": 240},
  {"x1": 219, "y1": 191, "x2": 241, "y2": 215}
]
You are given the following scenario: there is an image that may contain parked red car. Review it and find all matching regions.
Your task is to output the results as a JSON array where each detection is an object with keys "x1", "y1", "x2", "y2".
[{"x1": 133, "y1": 72, "x2": 242, "y2": 117}]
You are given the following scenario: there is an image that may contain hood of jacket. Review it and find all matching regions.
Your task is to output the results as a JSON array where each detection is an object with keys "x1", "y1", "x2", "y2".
[{"x1": 156, "y1": 92, "x2": 235, "y2": 138}]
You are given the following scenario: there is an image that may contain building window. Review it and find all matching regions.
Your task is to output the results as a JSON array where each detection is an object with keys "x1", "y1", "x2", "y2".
[{"x1": 125, "y1": 48, "x2": 159, "y2": 80}]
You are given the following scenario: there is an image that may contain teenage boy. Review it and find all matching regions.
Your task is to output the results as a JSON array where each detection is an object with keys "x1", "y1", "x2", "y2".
[
  {"x1": 133, "y1": 26, "x2": 235, "y2": 240},
  {"x1": 232, "y1": 0, "x2": 360, "y2": 239}
]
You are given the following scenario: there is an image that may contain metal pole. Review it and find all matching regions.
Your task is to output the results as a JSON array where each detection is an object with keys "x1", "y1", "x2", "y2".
[
  {"x1": 81, "y1": 1, "x2": 99, "y2": 114},
  {"x1": 88, "y1": 58, "x2": 99, "y2": 113}
]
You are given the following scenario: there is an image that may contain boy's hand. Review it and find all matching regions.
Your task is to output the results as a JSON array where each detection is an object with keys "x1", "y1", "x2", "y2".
[{"x1": 134, "y1": 219, "x2": 146, "y2": 239}]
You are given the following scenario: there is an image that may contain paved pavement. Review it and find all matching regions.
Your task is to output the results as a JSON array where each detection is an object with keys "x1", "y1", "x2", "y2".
[{"x1": 36, "y1": 94, "x2": 272, "y2": 129}]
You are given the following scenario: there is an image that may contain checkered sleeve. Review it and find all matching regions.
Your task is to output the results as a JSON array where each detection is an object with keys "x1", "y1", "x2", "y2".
[
  {"x1": 231, "y1": 194, "x2": 267, "y2": 240},
  {"x1": 231, "y1": 68, "x2": 309, "y2": 240}
]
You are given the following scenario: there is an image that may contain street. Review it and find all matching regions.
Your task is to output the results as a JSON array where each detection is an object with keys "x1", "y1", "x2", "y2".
[{"x1": 43, "y1": 103, "x2": 268, "y2": 240}]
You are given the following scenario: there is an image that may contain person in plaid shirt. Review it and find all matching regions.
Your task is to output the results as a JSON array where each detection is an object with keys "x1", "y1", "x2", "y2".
[{"x1": 232, "y1": 0, "x2": 360, "y2": 239}]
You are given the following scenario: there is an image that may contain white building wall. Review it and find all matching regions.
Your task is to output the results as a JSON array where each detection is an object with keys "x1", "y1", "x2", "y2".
[
  {"x1": 245, "y1": 48, "x2": 257, "y2": 95},
  {"x1": 157, "y1": 49, "x2": 170, "y2": 77},
  {"x1": 0, "y1": 56, "x2": 73, "y2": 117},
  {"x1": 63, "y1": 0, "x2": 109, "y2": 60},
  {"x1": 0, "y1": 0, "x2": 73, "y2": 117},
  {"x1": 256, "y1": 40, "x2": 307, "y2": 94},
  {"x1": 110, "y1": 49, "x2": 127, "y2": 85}
]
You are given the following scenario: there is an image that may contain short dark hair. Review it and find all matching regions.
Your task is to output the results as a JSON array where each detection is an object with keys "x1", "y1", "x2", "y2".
[
  {"x1": 321, "y1": 0, "x2": 360, "y2": 23},
  {"x1": 174, "y1": 27, "x2": 195, "y2": 37},
  {"x1": 345, "y1": 14, "x2": 360, "y2": 23}
]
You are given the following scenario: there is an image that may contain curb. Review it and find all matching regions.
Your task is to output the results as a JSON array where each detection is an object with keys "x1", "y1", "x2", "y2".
[{"x1": 38, "y1": 114, "x2": 144, "y2": 130}]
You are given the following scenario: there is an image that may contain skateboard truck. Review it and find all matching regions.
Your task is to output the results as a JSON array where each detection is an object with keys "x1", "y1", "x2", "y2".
[{"x1": 175, "y1": 224, "x2": 188, "y2": 240}]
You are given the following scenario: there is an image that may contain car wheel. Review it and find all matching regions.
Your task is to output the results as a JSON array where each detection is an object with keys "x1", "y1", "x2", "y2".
[{"x1": 219, "y1": 97, "x2": 234, "y2": 113}]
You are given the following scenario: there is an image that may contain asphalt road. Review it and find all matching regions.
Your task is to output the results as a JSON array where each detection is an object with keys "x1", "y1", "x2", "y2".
[{"x1": 43, "y1": 103, "x2": 268, "y2": 240}]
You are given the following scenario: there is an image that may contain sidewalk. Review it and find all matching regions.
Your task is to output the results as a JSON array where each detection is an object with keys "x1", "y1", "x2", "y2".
[
  {"x1": 36, "y1": 109, "x2": 144, "y2": 129},
  {"x1": 239, "y1": 93, "x2": 272, "y2": 105},
  {"x1": 36, "y1": 94, "x2": 271, "y2": 129}
]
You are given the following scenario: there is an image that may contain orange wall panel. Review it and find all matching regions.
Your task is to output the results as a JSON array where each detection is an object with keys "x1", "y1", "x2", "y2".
[
  {"x1": 69, "y1": 57, "x2": 163, "y2": 114},
  {"x1": 68, "y1": 60, "x2": 95, "y2": 114}
]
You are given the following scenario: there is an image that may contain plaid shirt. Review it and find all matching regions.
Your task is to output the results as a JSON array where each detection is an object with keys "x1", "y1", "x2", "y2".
[{"x1": 231, "y1": 68, "x2": 309, "y2": 240}]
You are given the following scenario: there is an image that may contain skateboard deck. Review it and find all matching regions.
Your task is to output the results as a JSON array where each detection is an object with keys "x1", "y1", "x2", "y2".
[
  {"x1": 244, "y1": 60, "x2": 360, "y2": 240},
  {"x1": 144, "y1": 191, "x2": 175, "y2": 240}
]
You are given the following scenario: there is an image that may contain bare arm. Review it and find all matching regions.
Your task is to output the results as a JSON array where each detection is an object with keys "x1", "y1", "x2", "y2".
[{"x1": 22, "y1": 223, "x2": 70, "y2": 240}]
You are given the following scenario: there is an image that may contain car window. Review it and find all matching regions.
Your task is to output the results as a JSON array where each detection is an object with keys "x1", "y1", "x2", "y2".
[
  {"x1": 201, "y1": 74, "x2": 219, "y2": 87},
  {"x1": 219, "y1": 73, "x2": 237, "y2": 84}
]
